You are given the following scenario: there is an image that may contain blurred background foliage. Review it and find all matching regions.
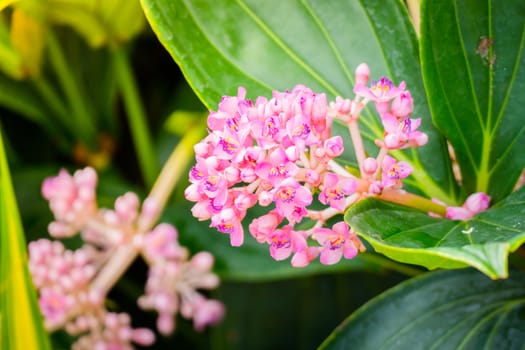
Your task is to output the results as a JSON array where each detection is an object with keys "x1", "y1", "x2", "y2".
[{"x1": 0, "y1": 1, "x2": 414, "y2": 348}]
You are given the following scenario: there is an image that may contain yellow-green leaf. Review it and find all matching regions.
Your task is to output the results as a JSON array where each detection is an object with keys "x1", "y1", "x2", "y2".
[
  {"x1": 0, "y1": 14, "x2": 23, "y2": 79},
  {"x1": 0, "y1": 0, "x2": 18, "y2": 11},
  {"x1": 10, "y1": 8, "x2": 45, "y2": 77},
  {"x1": 0, "y1": 127, "x2": 51, "y2": 349}
]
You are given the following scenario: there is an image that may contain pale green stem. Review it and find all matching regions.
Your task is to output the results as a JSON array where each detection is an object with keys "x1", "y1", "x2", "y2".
[
  {"x1": 112, "y1": 47, "x2": 158, "y2": 188},
  {"x1": 348, "y1": 120, "x2": 366, "y2": 176},
  {"x1": 46, "y1": 31, "x2": 95, "y2": 144},
  {"x1": 328, "y1": 159, "x2": 355, "y2": 178},
  {"x1": 379, "y1": 188, "x2": 447, "y2": 216},
  {"x1": 374, "y1": 146, "x2": 389, "y2": 179},
  {"x1": 89, "y1": 125, "x2": 205, "y2": 297},
  {"x1": 139, "y1": 125, "x2": 206, "y2": 230}
]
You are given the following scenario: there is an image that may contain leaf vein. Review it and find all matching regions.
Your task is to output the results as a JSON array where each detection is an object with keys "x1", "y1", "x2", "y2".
[{"x1": 235, "y1": 0, "x2": 340, "y2": 97}]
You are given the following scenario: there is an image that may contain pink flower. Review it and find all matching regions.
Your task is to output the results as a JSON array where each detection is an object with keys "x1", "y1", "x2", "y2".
[
  {"x1": 291, "y1": 246, "x2": 320, "y2": 267},
  {"x1": 355, "y1": 63, "x2": 370, "y2": 85},
  {"x1": 193, "y1": 299, "x2": 225, "y2": 332},
  {"x1": 143, "y1": 224, "x2": 186, "y2": 261},
  {"x1": 353, "y1": 77, "x2": 406, "y2": 102},
  {"x1": 331, "y1": 96, "x2": 354, "y2": 122},
  {"x1": 267, "y1": 226, "x2": 307, "y2": 261},
  {"x1": 381, "y1": 155, "x2": 413, "y2": 188},
  {"x1": 285, "y1": 113, "x2": 316, "y2": 149},
  {"x1": 268, "y1": 228, "x2": 293, "y2": 260},
  {"x1": 210, "y1": 208, "x2": 244, "y2": 246},
  {"x1": 446, "y1": 192, "x2": 491, "y2": 220},
  {"x1": 381, "y1": 114, "x2": 426, "y2": 150},
  {"x1": 314, "y1": 222, "x2": 359, "y2": 265},
  {"x1": 319, "y1": 173, "x2": 356, "y2": 211},
  {"x1": 390, "y1": 91, "x2": 414, "y2": 118},
  {"x1": 255, "y1": 148, "x2": 298, "y2": 186},
  {"x1": 248, "y1": 211, "x2": 283, "y2": 243},
  {"x1": 324, "y1": 136, "x2": 344, "y2": 158},
  {"x1": 273, "y1": 178, "x2": 312, "y2": 223},
  {"x1": 41, "y1": 167, "x2": 98, "y2": 237},
  {"x1": 39, "y1": 290, "x2": 69, "y2": 325}
]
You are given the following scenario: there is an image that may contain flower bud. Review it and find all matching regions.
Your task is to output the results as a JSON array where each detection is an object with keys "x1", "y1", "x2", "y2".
[
  {"x1": 355, "y1": 63, "x2": 370, "y2": 85},
  {"x1": 363, "y1": 157, "x2": 378, "y2": 175}
]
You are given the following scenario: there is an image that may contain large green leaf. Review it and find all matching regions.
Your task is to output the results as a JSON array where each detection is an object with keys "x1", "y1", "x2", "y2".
[
  {"x1": 345, "y1": 186, "x2": 525, "y2": 279},
  {"x1": 141, "y1": 0, "x2": 458, "y2": 203},
  {"x1": 320, "y1": 269, "x2": 525, "y2": 349},
  {"x1": 421, "y1": 0, "x2": 525, "y2": 202},
  {"x1": 0, "y1": 128, "x2": 51, "y2": 349}
]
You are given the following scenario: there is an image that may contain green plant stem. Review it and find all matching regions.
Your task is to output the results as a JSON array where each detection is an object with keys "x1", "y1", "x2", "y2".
[
  {"x1": 90, "y1": 124, "x2": 205, "y2": 297},
  {"x1": 348, "y1": 120, "x2": 366, "y2": 176},
  {"x1": 379, "y1": 188, "x2": 447, "y2": 216},
  {"x1": 141, "y1": 125, "x2": 206, "y2": 229},
  {"x1": 46, "y1": 31, "x2": 95, "y2": 144},
  {"x1": 112, "y1": 47, "x2": 158, "y2": 187}
]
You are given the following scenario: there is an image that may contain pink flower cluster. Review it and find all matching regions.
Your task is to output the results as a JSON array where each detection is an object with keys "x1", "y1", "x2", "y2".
[
  {"x1": 29, "y1": 239, "x2": 154, "y2": 349},
  {"x1": 185, "y1": 64, "x2": 434, "y2": 267},
  {"x1": 31, "y1": 167, "x2": 224, "y2": 349},
  {"x1": 353, "y1": 73, "x2": 427, "y2": 150},
  {"x1": 185, "y1": 83, "x2": 365, "y2": 266},
  {"x1": 137, "y1": 224, "x2": 224, "y2": 334}
]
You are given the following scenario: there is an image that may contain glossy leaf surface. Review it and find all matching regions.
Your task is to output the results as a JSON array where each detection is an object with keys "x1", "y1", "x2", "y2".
[
  {"x1": 320, "y1": 269, "x2": 525, "y2": 349},
  {"x1": 0, "y1": 129, "x2": 51, "y2": 349},
  {"x1": 421, "y1": 0, "x2": 525, "y2": 202},
  {"x1": 141, "y1": 0, "x2": 458, "y2": 203},
  {"x1": 345, "y1": 187, "x2": 525, "y2": 279}
]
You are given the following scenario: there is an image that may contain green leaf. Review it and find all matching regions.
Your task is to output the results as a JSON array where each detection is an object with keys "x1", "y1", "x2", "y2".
[
  {"x1": 420, "y1": 0, "x2": 525, "y2": 202},
  {"x1": 320, "y1": 269, "x2": 525, "y2": 349},
  {"x1": 345, "y1": 186, "x2": 525, "y2": 279},
  {"x1": 0, "y1": 128, "x2": 51, "y2": 349},
  {"x1": 141, "y1": 0, "x2": 459, "y2": 203}
]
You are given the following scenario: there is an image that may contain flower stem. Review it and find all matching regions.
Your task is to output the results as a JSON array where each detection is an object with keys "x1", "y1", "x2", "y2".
[
  {"x1": 348, "y1": 120, "x2": 366, "y2": 176},
  {"x1": 112, "y1": 47, "x2": 158, "y2": 188},
  {"x1": 89, "y1": 123, "x2": 206, "y2": 296},
  {"x1": 379, "y1": 188, "x2": 447, "y2": 216},
  {"x1": 142, "y1": 124, "x2": 206, "y2": 229}
]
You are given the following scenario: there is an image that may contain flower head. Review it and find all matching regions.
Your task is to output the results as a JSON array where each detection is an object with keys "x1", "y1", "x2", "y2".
[
  {"x1": 314, "y1": 222, "x2": 362, "y2": 265},
  {"x1": 354, "y1": 77, "x2": 406, "y2": 102},
  {"x1": 381, "y1": 155, "x2": 413, "y2": 188},
  {"x1": 319, "y1": 173, "x2": 357, "y2": 211}
]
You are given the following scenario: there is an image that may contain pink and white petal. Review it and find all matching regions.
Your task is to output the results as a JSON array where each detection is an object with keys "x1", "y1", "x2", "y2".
[
  {"x1": 446, "y1": 206, "x2": 473, "y2": 221},
  {"x1": 464, "y1": 192, "x2": 490, "y2": 213},
  {"x1": 270, "y1": 244, "x2": 292, "y2": 261},
  {"x1": 229, "y1": 225, "x2": 244, "y2": 247},
  {"x1": 343, "y1": 242, "x2": 358, "y2": 259},
  {"x1": 320, "y1": 248, "x2": 343, "y2": 265}
]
